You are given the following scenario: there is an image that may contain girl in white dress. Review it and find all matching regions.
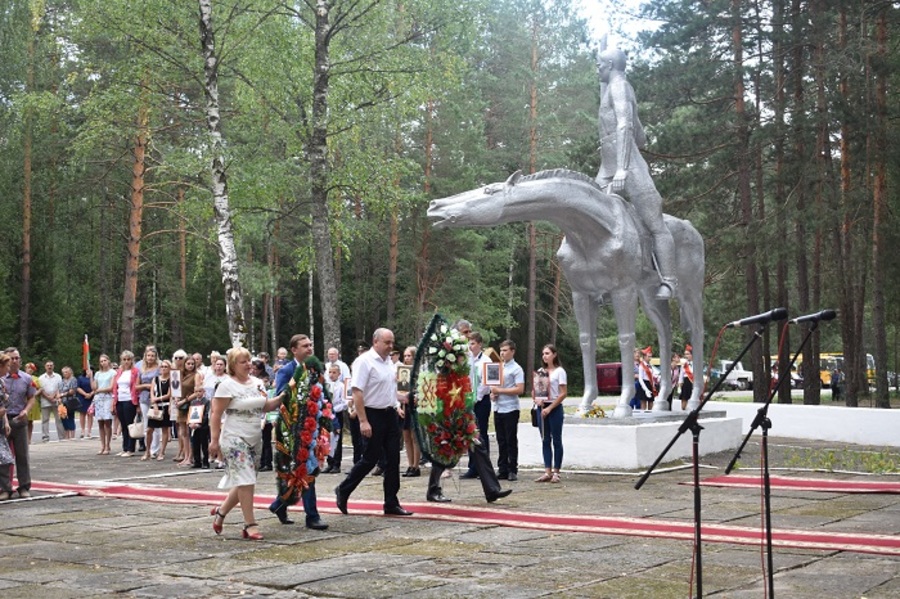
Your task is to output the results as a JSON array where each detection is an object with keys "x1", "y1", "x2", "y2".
[{"x1": 208, "y1": 347, "x2": 283, "y2": 540}]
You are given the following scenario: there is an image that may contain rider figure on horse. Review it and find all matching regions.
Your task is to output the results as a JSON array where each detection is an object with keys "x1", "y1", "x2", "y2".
[{"x1": 596, "y1": 48, "x2": 677, "y2": 301}]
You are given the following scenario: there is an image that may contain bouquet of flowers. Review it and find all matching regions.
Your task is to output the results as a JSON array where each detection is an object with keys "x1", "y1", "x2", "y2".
[
  {"x1": 412, "y1": 315, "x2": 479, "y2": 468},
  {"x1": 274, "y1": 357, "x2": 334, "y2": 503}
]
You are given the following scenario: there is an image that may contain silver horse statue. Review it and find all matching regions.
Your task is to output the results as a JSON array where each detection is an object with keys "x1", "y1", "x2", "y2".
[{"x1": 427, "y1": 168, "x2": 705, "y2": 418}]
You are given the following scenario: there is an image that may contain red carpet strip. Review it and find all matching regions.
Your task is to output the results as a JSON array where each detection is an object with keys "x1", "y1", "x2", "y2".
[
  {"x1": 696, "y1": 475, "x2": 900, "y2": 494},
  {"x1": 29, "y1": 480, "x2": 900, "y2": 556}
]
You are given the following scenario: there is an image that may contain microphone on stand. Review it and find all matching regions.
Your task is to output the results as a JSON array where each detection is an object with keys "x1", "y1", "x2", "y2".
[
  {"x1": 788, "y1": 309, "x2": 837, "y2": 325},
  {"x1": 726, "y1": 307, "x2": 788, "y2": 329}
]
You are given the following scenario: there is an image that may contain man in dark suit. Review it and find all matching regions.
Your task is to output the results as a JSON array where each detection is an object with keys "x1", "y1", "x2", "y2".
[{"x1": 269, "y1": 334, "x2": 328, "y2": 531}]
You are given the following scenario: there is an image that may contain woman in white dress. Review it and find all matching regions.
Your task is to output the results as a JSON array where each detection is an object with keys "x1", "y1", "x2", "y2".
[
  {"x1": 92, "y1": 355, "x2": 116, "y2": 455},
  {"x1": 208, "y1": 347, "x2": 282, "y2": 540}
]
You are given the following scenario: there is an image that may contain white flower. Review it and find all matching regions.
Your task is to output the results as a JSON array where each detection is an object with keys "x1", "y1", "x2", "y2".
[
  {"x1": 437, "y1": 360, "x2": 445, "y2": 368},
  {"x1": 429, "y1": 347, "x2": 437, "y2": 354},
  {"x1": 446, "y1": 354, "x2": 456, "y2": 362}
]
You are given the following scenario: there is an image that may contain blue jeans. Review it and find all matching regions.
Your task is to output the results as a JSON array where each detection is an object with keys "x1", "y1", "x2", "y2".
[{"x1": 539, "y1": 404, "x2": 564, "y2": 470}]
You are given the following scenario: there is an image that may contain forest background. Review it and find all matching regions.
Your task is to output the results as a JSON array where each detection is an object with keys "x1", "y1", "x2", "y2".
[{"x1": 0, "y1": 0, "x2": 896, "y2": 407}]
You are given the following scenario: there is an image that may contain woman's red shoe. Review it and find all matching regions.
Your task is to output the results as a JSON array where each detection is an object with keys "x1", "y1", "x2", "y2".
[
  {"x1": 242, "y1": 523, "x2": 263, "y2": 540},
  {"x1": 210, "y1": 507, "x2": 225, "y2": 535}
]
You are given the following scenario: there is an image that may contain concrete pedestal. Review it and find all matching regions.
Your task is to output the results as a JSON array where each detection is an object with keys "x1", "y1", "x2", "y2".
[{"x1": 517, "y1": 410, "x2": 742, "y2": 470}]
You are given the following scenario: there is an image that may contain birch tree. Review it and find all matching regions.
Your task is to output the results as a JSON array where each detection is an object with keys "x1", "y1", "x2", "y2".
[{"x1": 199, "y1": 0, "x2": 246, "y2": 348}]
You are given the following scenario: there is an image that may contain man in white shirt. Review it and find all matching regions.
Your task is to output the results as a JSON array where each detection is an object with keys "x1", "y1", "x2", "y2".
[
  {"x1": 324, "y1": 347, "x2": 350, "y2": 382},
  {"x1": 460, "y1": 332, "x2": 493, "y2": 479},
  {"x1": 38, "y1": 361, "x2": 64, "y2": 442},
  {"x1": 335, "y1": 328, "x2": 412, "y2": 516}
]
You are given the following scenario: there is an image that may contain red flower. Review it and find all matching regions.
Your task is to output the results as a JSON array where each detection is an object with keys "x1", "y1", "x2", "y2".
[
  {"x1": 310, "y1": 385, "x2": 322, "y2": 399},
  {"x1": 300, "y1": 430, "x2": 313, "y2": 446},
  {"x1": 304, "y1": 417, "x2": 317, "y2": 431},
  {"x1": 298, "y1": 448, "x2": 309, "y2": 462},
  {"x1": 307, "y1": 401, "x2": 319, "y2": 417}
]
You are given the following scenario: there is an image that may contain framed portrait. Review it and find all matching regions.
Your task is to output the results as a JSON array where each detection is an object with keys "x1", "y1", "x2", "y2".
[
  {"x1": 483, "y1": 362, "x2": 503, "y2": 387},
  {"x1": 533, "y1": 370, "x2": 550, "y2": 402},
  {"x1": 396, "y1": 365, "x2": 412, "y2": 392},
  {"x1": 188, "y1": 403, "x2": 205, "y2": 425},
  {"x1": 169, "y1": 369, "x2": 182, "y2": 399}
]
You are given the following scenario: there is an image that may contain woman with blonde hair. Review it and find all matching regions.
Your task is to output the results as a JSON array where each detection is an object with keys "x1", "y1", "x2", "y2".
[
  {"x1": 92, "y1": 354, "x2": 116, "y2": 455},
  {"x1": 209, "y1": 347, "x2": 282, "y2": 540},
  {"x1": 136, "y1": 346, "x2": 160, "y2": 456},
  {"x1": 144, "y1": 360, "x2": 173, "y2": 461},
  {"x1": 112, "y1": 351, "x2": 140, "y2": 457}
]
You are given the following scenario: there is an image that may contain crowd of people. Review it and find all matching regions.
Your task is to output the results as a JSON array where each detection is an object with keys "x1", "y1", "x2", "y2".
[{"x1": 0, "y1": 324, "x2": 573, "y2": 537}]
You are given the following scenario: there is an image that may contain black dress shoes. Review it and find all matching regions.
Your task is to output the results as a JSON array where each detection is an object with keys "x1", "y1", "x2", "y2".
[
  {"x1": 383, "y1": 506, "x2": 413, "y2": 516},
  {"x1": 258, "y1": 465, "x2": 273, "y2": 472},
  {"x1": 486, "y1": 489, "x2": 513, "y2": 503},
  {"x1": 269, "y1": 499, "x2": 295, "y2": 524},
  {"x1": 459, "y1": 471, "x2": 479, "y2": 480},
  {"x1": 507, "y1": 472, "x2": 518, "y2": 481},
  {"x1": 372, "y1": 467, "x2": 385, "y2": 476},
  {"x1": 402, "y1": 467, "x2": 421, "y2": 477},
  {"x1": 321, "y1": 465, "x2": 334, "y2": 474},
  {"x1": 334, "y1": 487, "x2": 348, "y2": 514},
  {"x1": 426, "y1": 493, "x2": 452, "y2": 503},
  {"x1": 306, "y1": 518, "x2": 329, "y2": 530}
]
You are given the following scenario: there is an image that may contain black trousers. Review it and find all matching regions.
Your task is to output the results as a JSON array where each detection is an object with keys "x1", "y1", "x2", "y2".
[
  {"x1": 260, "y1": 421, "x2": 273, "y2": 469},
  {"x1": 328, "y1": 411, "x2": 346, "y2": 468},
  {"x1": 429, "y1": 439, "x2": 501, "y2": 499},
  {"x1": 336, "y1": 407, "x2": 401, "y2": 510},
  {"x1": 116, "y1": 402, "x2": 139, "y2": 453},
  {"x1": 348, "y1": 414, "x2": 363, "y2": 465},
  {"x1": 191, "y1": 425, "x2": 210, "y2": 467},
  {"x1": 464, "y1": 396, "x2": 492, "y2": 473},
  {"x1": 494, "y1": 410, "x2": 519, "y2": 475}
]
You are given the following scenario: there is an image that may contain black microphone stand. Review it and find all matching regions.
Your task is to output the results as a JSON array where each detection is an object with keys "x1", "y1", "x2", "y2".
[
  {"x1": 635, "y1": 325, "x2": 766, "y2": 598},
  {"x1": 724, "y1": 322, "x2": 817, "y2": 599}
]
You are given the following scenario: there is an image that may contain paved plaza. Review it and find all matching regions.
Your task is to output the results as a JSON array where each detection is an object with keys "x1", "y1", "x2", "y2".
[{"x1": 1, "y1": 427, "x2": 899, "y2": 598}]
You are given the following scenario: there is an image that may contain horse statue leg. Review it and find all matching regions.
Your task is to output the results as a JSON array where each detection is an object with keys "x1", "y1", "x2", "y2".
[
  {"x1": 610, "y1": 291, "x2": 637, "y2": 418},
  {"x1": 639, "y1": 289, "x2": 673, "y2": 412},
  {"x1": 679, "y1": 286, "x2": 705, "y2": 412},
  {"x1": 572, "y1": 291, "x2": 599, "y2": 415}
]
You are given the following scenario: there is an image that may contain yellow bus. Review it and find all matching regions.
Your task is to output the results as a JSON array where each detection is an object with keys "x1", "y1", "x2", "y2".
[{"x1": 794, "y1": 352, "x2": 875, "y2": 387}]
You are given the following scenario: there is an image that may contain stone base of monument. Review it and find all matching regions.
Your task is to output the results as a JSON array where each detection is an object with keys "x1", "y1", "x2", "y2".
[{"x1": 517, "y1": 410, "x2": 742, "y2": 470}]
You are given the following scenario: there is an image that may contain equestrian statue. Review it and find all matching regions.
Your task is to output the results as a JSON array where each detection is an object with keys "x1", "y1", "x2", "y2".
[{"x1": 427, "y1": 168, "x2": 705, "y2": 418}]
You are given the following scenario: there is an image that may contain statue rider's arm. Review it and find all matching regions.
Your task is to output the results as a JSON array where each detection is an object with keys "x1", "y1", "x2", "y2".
[{"x1": 609, "y1": 76, "x2": 635, "y2": 192}]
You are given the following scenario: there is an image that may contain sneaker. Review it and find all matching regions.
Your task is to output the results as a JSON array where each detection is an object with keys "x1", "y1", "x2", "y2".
[
  {"x1": 17, "y1": 489, "x2": 31, "y2": 499},
  {"x1": 0, "y1": 491, "x2": 10, "y2": 501}
]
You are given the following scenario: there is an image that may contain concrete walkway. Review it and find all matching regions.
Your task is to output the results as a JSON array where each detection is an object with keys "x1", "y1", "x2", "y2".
[{"x1": 1, "y1": 431, "x2": 899, "y2": 598}]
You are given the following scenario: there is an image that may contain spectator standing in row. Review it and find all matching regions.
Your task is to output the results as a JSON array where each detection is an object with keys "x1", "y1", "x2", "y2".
[
  {"x1": 491, "y1": 340, "x2": 524, "y2": 481},
  {"x1": 112, "y1": 351, "x2": 140, "y2": 457},
  {"x1": 145, "y1": 360, "x2": 173, "y2": 461},
  {"x1": 92, "y1": 354, "x2": 116, "y2": 455},
  {"x1": 76, "y1": 368, "x2": 94, "y2": 439},
  {"x1": 0, "y1": 348, "x2": 37, "y2": 499},
  {"x1": 534, "y1": 344, "x2": 567, "y2": 484},
  {"x1": 59, "y1": 366, "x2": 79, "y2": 440},
  {"x1": 38, "y1": 361, "x2": 64, "y2": 443}
]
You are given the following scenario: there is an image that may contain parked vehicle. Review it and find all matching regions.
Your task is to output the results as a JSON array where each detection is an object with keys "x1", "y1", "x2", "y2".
[
  {"x1": 718, "y1": 360, "x2": 753, "y2": 391},
  {"x1": 596, "y1": 362, "x2": 623, "y2": 395}
]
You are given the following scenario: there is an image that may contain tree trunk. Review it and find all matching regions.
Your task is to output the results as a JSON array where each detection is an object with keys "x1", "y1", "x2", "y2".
[
  {"x1": 415, "y1": 98, "x2": 435, "y2": 335},
  {"x1": 308, "y1": 0, "x2": 341, "y2": 352},
  {"x1": 525, "y1": 16, "x2": 540, "y2": 388},
  {"x1": 199, "y1": 0, "x2": 246, "y2": 348},
  {"x1": 772, "y1": 0, "x2": 792, "y2": 404},
  {"x1": 732, "y1": 0, "x2": 763, "y2": 402},
  {"x1": 120, "y1": 99, "x2": 148, "y2": 351},
  {"x1": 870, "y1": 7, "x2": 889, "y2": 408},
  {"x1": 19, "y1": 11, "x2": 39, "y2": 352}
]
